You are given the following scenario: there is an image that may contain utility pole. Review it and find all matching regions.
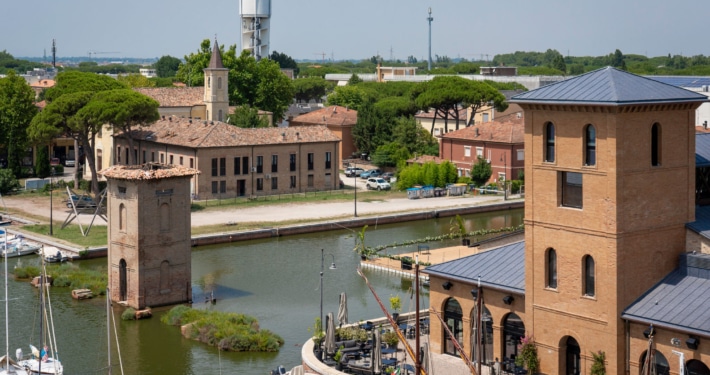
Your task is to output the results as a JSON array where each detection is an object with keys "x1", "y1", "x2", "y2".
[{"x1": 427, "y1": 7, "x2": 434, "y2": 71}]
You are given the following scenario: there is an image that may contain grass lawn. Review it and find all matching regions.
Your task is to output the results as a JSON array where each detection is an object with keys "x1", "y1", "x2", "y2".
[{"x1": 20, "y1": 223, "x2": 108, "y2": 249}]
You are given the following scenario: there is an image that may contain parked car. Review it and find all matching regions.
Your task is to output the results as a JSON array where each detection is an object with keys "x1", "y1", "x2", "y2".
[
  {"x1": 344, "y1": 167, "x2": 365, "y2": 177},
  {"x1": 65, "y1": 159, "x2": 75, "y2": 167},
  {"x1": 381, "y1": 172, "x2": 395, "y2": 182},
  {"x1": 366, "y1": 177, "x2": 391, "y2": 191},
  {"x1": 360, "y1": 169, "x2": 382, "y2": 179}
]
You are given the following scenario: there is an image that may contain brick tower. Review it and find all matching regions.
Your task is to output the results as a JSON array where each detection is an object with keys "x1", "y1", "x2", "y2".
[{"x1": 103, "y1": 163, "x2": 198, "y2": 309}]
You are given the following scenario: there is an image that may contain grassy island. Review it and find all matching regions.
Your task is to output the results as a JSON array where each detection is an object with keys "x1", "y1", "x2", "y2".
[
  {"x1": 13, "y1": 261, "x2": 107, "y2": 295},
  {"x1": 161, "y1": 305, "x2": 284, "y2": 352}
]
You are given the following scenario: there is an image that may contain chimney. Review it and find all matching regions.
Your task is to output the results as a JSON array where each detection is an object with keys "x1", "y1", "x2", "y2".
[
  {"x1": 168, "y1": 117, "x2": 172, "y2": 122},
  {"x1": 333, "y1": 107, "x2": 337, "y2": 113},
  {"x1": 296, "y1": 132, "x2": 300, "y2": 139},
  {"x1": 475, "y1": 128, "x2": 479, "y2": 137},
  {"x1": 162, "y1": 115, "x2": 165, "y2": 120}
]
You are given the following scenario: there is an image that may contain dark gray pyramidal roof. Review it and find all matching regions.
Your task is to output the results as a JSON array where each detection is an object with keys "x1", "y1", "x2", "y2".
[
  {"x1": 510, "y1": 67, "x2": 708, "y2": 105},
  {"x1": 207, "y1": 40, "x2": 225, "y2": 70}
]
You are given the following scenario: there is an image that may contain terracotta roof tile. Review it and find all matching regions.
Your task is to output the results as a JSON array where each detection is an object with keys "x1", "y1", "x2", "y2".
[
  {"x1": 290, "y1": 105, "x2": 358, "y2": 127},
  {"x1": 101, "y1": 163, "x2": 199, "y2": 180},
  {"x1": 441, "y1": 112, "x2": 524, "y2": 144},
  {"x1": 30, "y1": 79, "x2": 55, "y2": 88},
  {"x1": 133, "y1": 87, "x2": 203, "y2": 107},
  {"x1": 125, "y1": 117, "x2": 341, "y2": 148},
  {"x1": 415, "y1": 107, "x2": 467, "y2": 119}
]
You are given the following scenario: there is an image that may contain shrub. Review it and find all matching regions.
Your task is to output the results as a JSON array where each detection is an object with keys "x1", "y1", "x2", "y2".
[
  {"x1": 591, "y1": 350, "x2": 606, "y2": 375},
  {"x1": 0, "y1": 169, "x2": 20, "y2": 195},
  {"x1": 122, "y1": 308, "x2": 137, "y2": 321},
  {"x1": 510, "y1": 180, "x2": 523, "y2": 194},
  {"x1": 515, "y1": 335, "x2": 540, "y2": 374}
]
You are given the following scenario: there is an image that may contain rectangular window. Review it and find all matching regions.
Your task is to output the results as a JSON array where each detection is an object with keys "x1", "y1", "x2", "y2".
[
  {"x1": 308, "y1": 153, "x2": 314, "y2": 170},
  {"x1": 434, "y1": 128, "x2": 441, "y2": 136},
  {"x1": 234, "y1": 157, "x2": 241, "y2": 175},
  {"x1": 189, "y1": 158, "x2": 194, "y2": 168},
  {"x1": 243, "y1": 157, "x2": 249, "y2": 175},
  {"x1": 476, "y1": 147, "x2": 483, "y2": 158},
  {"x1": 169, "y1": 155, "x2": 174, "y2": 165},
  {"x1": 307, "y1": 174, "x2": 314, "y2": 187},
  {"x1": 126, "y1": 148, "x2": 130, "y2": 164},
  {"x1": 134, "y1": 149, "x2": 138, "y2": 165},
  {"x1": 517, "y1": 149, "x2": 524, "y2": 161},
  {"x1": 325, "y1": 152, "x2": 332, "y2": 169},
  {"x1": 151, "y1": 152, "x2": 155, "y2": 162},
  {"x1": 211, "y1": 181, "x2": 218, "y2": 194},
  {"x1": 271, "y1": 155, "x2": 278, "y2": 173},
  {"x1": 498, "y1": 172, "x2": 506, "y2": 181},
  {"x1": 179, "y1": 156, "x2": 183, "y2": 166},
  {"x1": 290, "y1": 153, "x2": 297, "y2": 172},
  {"x1": 220, "y1": 180, "x2": 226, "y2": 194},
  {"x1": 464, "y1": 146, "x2": 471, "y2": 157},
  {"x1": 561, "y1": 172, "x2": 583, "y2": 208},
  {"x1": 117, "y1": 146, "x2": 121, "y2": 163},
  {"x1": 271, "y1": 177, "x2": 278, "y2": 190},
  {"x1": 211, "y1": 158, "x2": 218, "y2": 176},
  {"x1": 160, "y1": 153, "x2": 164, "y2": 163},
  {"x1": 256, "y1": 178, "x2": 263, "y2": 191},
  {"x1": 482, "y1": 113, "x2": 489, "y2": 122},
  {"x1": 142, "y1": 150, "x2": 146, "y2": 164},
  {"x1": 219, "y1": 157, "x2": 226, "y2": 176},
  {"x1": 290, "y1": 176, "x2": 296, "y2": 188},
  {"x1": 256, "y1": 156, "x2": 263, "y2": 174}
]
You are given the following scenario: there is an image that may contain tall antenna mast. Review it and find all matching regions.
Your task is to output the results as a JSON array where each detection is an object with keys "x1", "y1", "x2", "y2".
[
  {"x1": 427, "y1": 7, "x2": 433, "y2": 71},
  {"x1": 52, "y1": 39, "x2": 57, "y2": 68}
]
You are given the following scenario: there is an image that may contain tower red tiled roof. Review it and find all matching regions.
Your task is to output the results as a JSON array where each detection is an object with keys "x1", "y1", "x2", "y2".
[{"x1": 133, "y1": 87, "x2": 204, "y2": 107}]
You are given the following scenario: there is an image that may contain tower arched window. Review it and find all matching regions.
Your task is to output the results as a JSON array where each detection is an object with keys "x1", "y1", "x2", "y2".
[
  {"x1": 218, "y1": 109, "x2": 223, "y2": 122},
  {"x1": 160, "y1": 202, "x2": 170, "y2": 232},
  {"x1": 651, "y1": 123, "x2": 661, "y2": 166},
  {"x1": 584, "y1": 124, "x2": 596, "y2": 166},
  {"x1": 583, "y1": 255, "x2": 595, "y2": 297},
  {"x1": 545, "y1": 122, "x2": 555, "y2": 163},
  {"x1": 217, "y1": 77, "x2": 222, "y2": 89},
  {"x1": 207, "y1": 77, "x2": 211, "y2": 88},
  {"x1": 546, "y1": 248, "x2": 557, "y2": 289},
  {"x1": 119, "y1": 203, "x2": 127, "y2": 232}
]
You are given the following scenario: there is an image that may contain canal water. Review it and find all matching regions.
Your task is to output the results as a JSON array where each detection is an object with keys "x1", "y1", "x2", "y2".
[{"x1": 2, "y1": 208, "x2": 523, "y2": 374}]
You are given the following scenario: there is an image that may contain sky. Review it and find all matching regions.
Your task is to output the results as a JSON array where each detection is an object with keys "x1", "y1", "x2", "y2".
[{"x1": 4, "y1": 0, "x2": 710, "y2": 62}]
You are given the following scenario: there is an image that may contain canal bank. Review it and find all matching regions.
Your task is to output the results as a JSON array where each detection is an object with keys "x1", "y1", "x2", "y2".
[{"x1": 7, "y1": 198, "x2": 523, "y2": 259}]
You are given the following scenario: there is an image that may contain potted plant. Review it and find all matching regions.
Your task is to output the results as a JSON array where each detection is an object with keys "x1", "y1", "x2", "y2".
[
  {"x1": 590, "y1": 350, "x2": 606, "y2": 375},
  {"x1": 353, "y1": 225, "x2": 371, "y2": 260},
  {"x1": 389, "y1": 294, "x2": 402, "y2": 322},
  {"x1": 308, "y1": 317, "x2": 325, "y2": 360},
  {"x1": 515, "y1": 335, "x2": 540, "y2": 374},
  {"x1": 451, "y1": 215, "x2": 470, "y2": 246},
  {"x1": 383, "y1": 331, "x2": 399, "y2": 348},
  {"x1": 333, "y1": 346, "x2": 344, "y2": 370}
]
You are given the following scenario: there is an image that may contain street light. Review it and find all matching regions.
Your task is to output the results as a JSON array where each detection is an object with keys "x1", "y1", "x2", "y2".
[
  {"x1": 353, "y1": 163, "x2": 357, "y2": 217},
  {"x1": 320, "y1": 248, "x2": 337, "y2": 333},
  {"x1": 49, "y1": 167, "x2": 55, "y2": 236},
  {"x1": 500, "y1": 153, "x2": 507, "y2": 200}
]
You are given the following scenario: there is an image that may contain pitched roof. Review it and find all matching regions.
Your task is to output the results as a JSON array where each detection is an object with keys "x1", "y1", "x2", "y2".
[
  {"x1": 125, "y1": 117, "x2": 341, "y2": 148},
  {"x1": 510, "y1": 67, "x2": 709, "y2": 106},
  {"x1": 133, "y1": 87, "x2": 204, "y2": 107},
  {"x1": 423, "y1": 241, "x2": 526, "y2": 295},
  {"x1": 622, "y1": 252, "x2": 710, "y2": 337},
  {"x1": 207, "y1": 40, "x2": 225, "y2": 69},
  {"x1": 290, "y1": 105, "x2": 358, "y2": 127},
  {"x1": 101, "y1": 163, "x2": 199, "y2": 180},
  {"x1": 441, "y1": 112, "x2": 524, "y2": 144}
]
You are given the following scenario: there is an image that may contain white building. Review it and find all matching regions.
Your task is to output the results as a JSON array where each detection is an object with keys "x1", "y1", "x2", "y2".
[{"x1": 240, "y1": 0, "x2": 271, "y2": 60}]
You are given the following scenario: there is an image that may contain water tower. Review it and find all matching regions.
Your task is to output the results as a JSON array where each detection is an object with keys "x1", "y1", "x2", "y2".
[{"x1": 240, "y1": 0, "x2": 271, "y2": 60}]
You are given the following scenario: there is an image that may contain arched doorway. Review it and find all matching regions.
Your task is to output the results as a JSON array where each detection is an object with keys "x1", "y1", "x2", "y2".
[
  {"x1": 119, "y1": 259, "x2": 127, "y2": 301},
  {"x1": 443, "y1": 298, "x2": 463, "y2": 356},
  {"x1": 471, "y1": 304, "x2": 493, "y2": 366},
  {"x1": 640, "y1": 350, "x2": 670, "y2": 375},
  {"x1": 687, "y1": 359, "x2": 710, "y2": 375},
  {"x1": 564, "y1": 336, "x2": 581, "y2": 375},
  {"x1": 503, "y1": 313, "x2": 525, "y2": 363}
]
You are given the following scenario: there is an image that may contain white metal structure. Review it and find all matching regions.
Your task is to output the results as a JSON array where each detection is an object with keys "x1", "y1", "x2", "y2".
[{"x1": 240, "y1": 0, "x2": 271, "y2": 60}]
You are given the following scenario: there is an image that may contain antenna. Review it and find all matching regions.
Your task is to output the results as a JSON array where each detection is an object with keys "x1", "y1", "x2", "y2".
[
  {"x1": 427, "y1": 7, "x2": 434, "y2": 71},
  {"x1": 51, "y1": 39, "x2": 56, "y2": 68}
]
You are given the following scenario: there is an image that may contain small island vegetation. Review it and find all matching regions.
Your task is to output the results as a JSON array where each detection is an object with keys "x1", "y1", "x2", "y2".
[
  {"x1": 161, "y1": 305, "x2": 284, "y2": 352},
  {"x1": 13, "y1": 260, "x2": 107, "y2": 295}
]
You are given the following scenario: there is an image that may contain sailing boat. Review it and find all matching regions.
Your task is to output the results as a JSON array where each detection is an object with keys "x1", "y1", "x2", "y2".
[
  {"x1": 17, "y1": 256, "x2": 63, "y2": 375},
  {"x1": 0, "y1": 225, "x2": 28, "y2": 375}
]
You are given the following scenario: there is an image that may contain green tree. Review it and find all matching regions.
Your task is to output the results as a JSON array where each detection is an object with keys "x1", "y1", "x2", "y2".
[
  {"x1": 0, "y1": 70, "x2": 38, "y2": 177},
  {"x1": 348, "y1": 74, "x2": 363, "y2": 85},
  {"x1": 422, "y1": 161, "x2": 438, "y2": 186},
  {"x1": 326, "y1": 85, "x2": 373, "y2": 111},
  {"x1": 391, "y1": 117, "x2": 439, "y2": 156},
  {"x1": 176, "y1": 39, "x2": 217, "y2": 87},
  {"x1": 371, "y1": 142, "x2": 410, "y2": 168},
  {"x1": 154, "y1": 55, "x2": 182, "y2": 78},
  {"x1": 471, "y1": 157, "x2": 492, "y2": 186},
  {"x1": 0, "y1": 169, "x2": 20, "y2": 194},
  {"x1": 412, "y1": 76, "x2": 507, "y2": 132},
  {"x1": 227, "y1": 105, "x2": 270, "y2": 128},
  {"x1": 439, "y1": 160, "x2": 458, "y2": 187},
  {"x1": 269, "y1": 51, "x2": 299, "y2": 76},
  {"x1": 253, "y1": 56, "x2": 296, "y2": 124},
  {"x1": 293, "y1": 77, "x2": 329, "y2": 103},
  {"x1": 117, "y1": 73, "x2": 156, "y2": 88},
  {"x1": 396, "y1": 163, "x2": 423, "y2": 190},
  {"x1": 35, "y1": 145, "x2": 51, "y2": 179},
  {"x1": 76, "y1": 89, "x2": 160, "y2": 165}
]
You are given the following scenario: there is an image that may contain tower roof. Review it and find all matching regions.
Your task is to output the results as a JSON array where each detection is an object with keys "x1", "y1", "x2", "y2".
[
  {"x1": 207, "y1": 40, "x2": 225, "y2": 69},
  {"x1": 510, "y1": 66, "x2": 708, "y2": 106},
  {"x1": 101, "y1": 163, "x2": 199, "y2": 180}
]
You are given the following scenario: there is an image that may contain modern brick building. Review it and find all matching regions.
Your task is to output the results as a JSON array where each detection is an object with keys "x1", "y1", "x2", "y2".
[
  {"x1": 103, "y1": 163, "x2": 197, "y2": 309},
  {"x1": 424, "y1": 67, "x2": 710, "y2": 375}
]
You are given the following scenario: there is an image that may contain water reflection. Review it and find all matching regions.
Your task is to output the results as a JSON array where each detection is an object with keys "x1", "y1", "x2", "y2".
[{"x1": 1, "y1": 208, "x2": 522, "y2": 374}]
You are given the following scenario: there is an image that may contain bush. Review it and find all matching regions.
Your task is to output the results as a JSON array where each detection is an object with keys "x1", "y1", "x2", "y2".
[
  {"x1": 510, "y1": 180, "x2": 523, "y2": 194},
  {"x1": 122, "y1": 308, "x2": 137, "y2": 321},
  {"x1": 0, "y1": 169, "x2": 20, "y2": 194}
]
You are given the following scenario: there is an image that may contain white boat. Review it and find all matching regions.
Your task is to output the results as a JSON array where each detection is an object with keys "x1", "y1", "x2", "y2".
[
  {"x1": 1, "y1": 238, "x2": 41, "y2": 258},
  {"x1": 37, "y1": 247, "x2": 68, "y2": 263},
  {"x1": 0, "y1": 229, "x2": 28, "y2": 375},
  {"x1": 17, "y1": 256, "x2": 64, "y2": 374}
]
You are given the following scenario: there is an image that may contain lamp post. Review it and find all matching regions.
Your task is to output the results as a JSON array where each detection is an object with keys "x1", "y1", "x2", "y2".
[
  {"x1": 353, "y1": 163, "x2": 357, "y2": 217},
  {"x1": 320, "y1": 248, "x2": 337, "y2": 332},
  {"x1": 427, "y1": 8, "x2": 434, "y2": 71},
  {"x1": 49, "y1": 167, "x2": 55, "y2": 236},
  {"x1": 500, "y1": 153, "x2": 507, "y2": 200}
]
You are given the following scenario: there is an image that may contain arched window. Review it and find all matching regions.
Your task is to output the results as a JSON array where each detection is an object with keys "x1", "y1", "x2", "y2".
[
  {"x1": 443, "y1": 298, "x2": 463, "y2": 356},
  {"x1": 160, "y1": 203, "x2": 170, "y2": 232},
  {"x1": 471, "y1": 304, "x2": 493, "y2": 365},
  {"x1": 218, "y1": 109, "x2": 223, "y2": 122},
  {"x1": 564, "y1": 336, "x2": 581, "y2": 375},
  {"x1": 119, "y1": 259, "x2": 127, "y2": 301},
  {"x1": 546, "y1": 248, "x2": 557, "y2": 289},
  {"x1": 545, "y1": 122, "x2": 555, "y2": 163},
  {"x1": 687, "y1": 359, "x2": 710, "y2": 375},
  {"x1": 651, "y1": 123, "x2": 661, "y2": 166},
  {"x1": 583, "y1": 255, "x2": 595, "y2": 297},
  {"x1": 503, "y1": 313, "x2": 525, "y2": 363},
  {"x1": 207, "y1": 77, "x2": 211, "y2": 88},
  {"x1": 119, "y1": 203, "x2": 127, "y2": 232},
  {"x1": 584, "y1": 125, "x2": 596, "y2": 166},
  {"x1": 160, "y1": 260, "x2": 170, "y2": 292},
  {"x1": 217, "y1": 77, "x2": 222, "y2": 89},
  {"x1": 640, "y1": 350, "x2": 670, "y2": 375}
]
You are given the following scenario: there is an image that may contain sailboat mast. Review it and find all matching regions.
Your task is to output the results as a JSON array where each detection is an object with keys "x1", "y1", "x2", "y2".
[
  {"x1": 4, "y1": 228, "x2": 8, "y2": 370},
  {"x1": 107, "y1": 288, "x2": 111, "y2": 375}
]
